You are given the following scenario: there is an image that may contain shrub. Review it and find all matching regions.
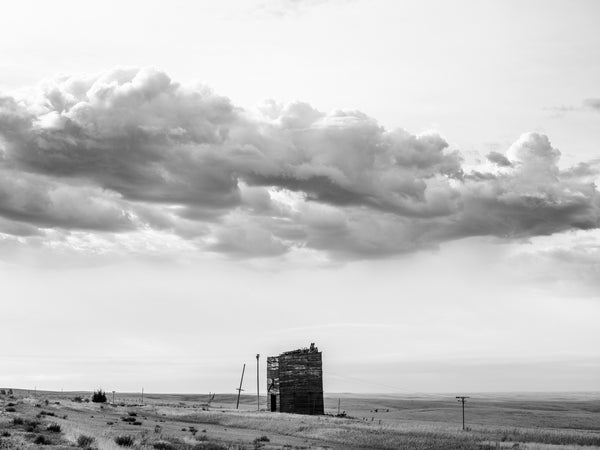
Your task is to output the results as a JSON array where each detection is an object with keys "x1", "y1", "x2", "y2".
[
  {"x1": 40, "y1": 411, "x2": 56, "y2": 416},
  {"x1": 133, "y1": 421, "x2": 142, "y2": 426},
  {"x1": 12, "y1": 417, "x2": 24, "y2": 425},
  {"x1": 1, "y1": 431, "x2": 10, "y2": 437},
  {"x1": 47, "y1": 423, "x2": 61, "y2": 432},
  {"x1": 121, "y1": 416, "x2": 136, "y2": 422},
  {"x1": 5, "y1": 407, "x2": 16, "y2": 412},
  {"x1": 114, "y1": 435, "x2": 135, "y2": 447},
  {"x1": 191, "y1": 443, "x2": 228, "y2": 450},
  {"x1": 77, "y1": 434, "x2": 95, "y2": 448},
  {"x1": 255, "y1": 436, "x2": 270, "y2": 442},
  {"x1": 34, "y1": 435, "x2": 52, "y2": 445},
  {"x1": 91, "y1": 389, "x2": 107, "y2": 403},
  {"x1": 0, "y1": 389, "x2": 5, "y2": 395},
  {"x1": 73, "y1": 396, "x2": 83, "y2": 402},
  {"x1": 127, "y1": 411, "x2": 137, "y2": 416},
  {"x1": 25, "y1": 420, "x2": 40, "y2": 432},
  {"x1": 6, "y1": 402, "x2": 15, "y2": 407},
  {"x1": 153, "y1": 442, "x2": 176, "y2": 450}
]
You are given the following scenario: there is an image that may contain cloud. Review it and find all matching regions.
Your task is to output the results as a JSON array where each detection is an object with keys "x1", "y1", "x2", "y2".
[
  {"x1": 583, "y1": 98, "x2": 600, "y2": 111},
  {"x1": 486, "y1": 151, "x2": 512, "y2": 167},
  {"x1": 0, "y1": 68, "x2": 599, "y2": 260},
  {"x1": 0, "y1": 169, "x2": 135, "y2": 232}
]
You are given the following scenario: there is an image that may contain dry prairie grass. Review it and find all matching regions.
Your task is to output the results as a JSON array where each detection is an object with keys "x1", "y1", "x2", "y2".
[{"x1": 1, "y1": 389, "x2": 599, "y2": 450}]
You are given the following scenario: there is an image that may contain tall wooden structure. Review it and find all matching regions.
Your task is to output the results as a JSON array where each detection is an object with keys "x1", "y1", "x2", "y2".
[{"x1": 267, "y1": 343, "x2": 324, "y2": 415}]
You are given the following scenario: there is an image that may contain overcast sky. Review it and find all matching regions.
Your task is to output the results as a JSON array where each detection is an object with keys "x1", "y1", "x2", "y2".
[{"x1": 0, "y1": 0, "x2": 599, "y2": 394}]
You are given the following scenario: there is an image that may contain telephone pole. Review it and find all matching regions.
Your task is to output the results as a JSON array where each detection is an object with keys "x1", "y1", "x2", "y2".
[
  {"x1": 456, "y1": 396, "x2": 469, "y2": 430},
  {"x1": 256, "y1": 354, "x2": 260, "y2": 411},
  {"x1": 236, "y1": 363, "x2": 246, "y2": 409}
]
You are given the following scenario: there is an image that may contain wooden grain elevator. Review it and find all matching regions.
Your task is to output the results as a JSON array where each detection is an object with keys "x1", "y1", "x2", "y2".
[{"x1": 267, "y1": 343, "x2": 324, "y2": 415}]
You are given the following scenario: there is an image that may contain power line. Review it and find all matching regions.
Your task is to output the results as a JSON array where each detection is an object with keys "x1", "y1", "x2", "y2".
[{"x1": 327, "y1": 372, "x2": 406, "y2": 393}]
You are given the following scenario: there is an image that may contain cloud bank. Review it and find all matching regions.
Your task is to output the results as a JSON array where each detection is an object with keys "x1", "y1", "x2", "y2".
[{"x1": 0, "y1": 67, "x2": 598, "y2": 259}]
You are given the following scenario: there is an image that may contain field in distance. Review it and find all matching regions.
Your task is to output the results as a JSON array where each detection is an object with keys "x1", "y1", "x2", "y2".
[{"x1": 0, "y1": 389, "x2": 599, "y2": 449}]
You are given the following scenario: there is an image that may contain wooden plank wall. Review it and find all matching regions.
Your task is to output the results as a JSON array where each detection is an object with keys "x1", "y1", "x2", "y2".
[
  {"x1": 270, "y1": 351, "x2": 324, "y2": 415},
  {"x1": 267, "y1": 356, "x2": 280, "y2": 412}
]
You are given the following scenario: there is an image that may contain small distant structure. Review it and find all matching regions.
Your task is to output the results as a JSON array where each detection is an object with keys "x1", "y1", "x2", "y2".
[{"x1": 267, "y1": 343, "x2": 324, "y2": 415}]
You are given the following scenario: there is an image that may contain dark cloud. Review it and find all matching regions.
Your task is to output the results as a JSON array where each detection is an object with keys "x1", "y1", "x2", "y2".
[
  {"x1": 486, "y1": 151, "x2": 512, "y2": 167},
  {"x1": 0, "y1": 169, "x2": 135, "y2": 232},
  {"x1": 0, "y1": 68, "x2": 599, "y2": 259},
  {"x1": 583, "y1": 98, "x2": 600, "y2": 111}
]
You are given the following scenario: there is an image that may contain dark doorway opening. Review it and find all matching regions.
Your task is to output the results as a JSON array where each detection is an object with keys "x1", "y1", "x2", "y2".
[{"x1": 270, "y1": 394, "x2": 277, "y2": 412}]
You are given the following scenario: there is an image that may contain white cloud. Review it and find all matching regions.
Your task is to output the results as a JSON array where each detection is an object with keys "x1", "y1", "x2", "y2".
[{"x1": 0, "y1": 68, "x2": 598, "y2": 260}]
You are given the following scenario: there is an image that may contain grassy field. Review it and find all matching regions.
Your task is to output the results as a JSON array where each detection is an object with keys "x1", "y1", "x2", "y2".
[{"x1": 0, "y1": 389, "x2": 598, "y2": 449}]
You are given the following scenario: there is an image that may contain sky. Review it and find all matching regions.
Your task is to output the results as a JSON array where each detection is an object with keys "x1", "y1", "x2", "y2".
[{"x1": 0, "y1": 0, "x2": 599, "y2": 394}]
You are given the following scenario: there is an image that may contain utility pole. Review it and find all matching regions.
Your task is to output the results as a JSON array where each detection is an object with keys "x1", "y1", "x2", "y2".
[
  {"x1": 337, "y1": 398, "x2": 341, "y2": 415},
  {"x1": 456, "y1": 396, "x2": 470, "y2": 430},
  {"x1": 236, "y1": 364, "x2": 246, "y2": 409},
  {"x1": 141, "y1": 388, "x2": 144, "y2": 406},
  {"x1": 112, "y1": 391, "x2": 115, "y2": 405},
  {"x1": 256, "y1": 354, "x2": 260, "y2": 411}
]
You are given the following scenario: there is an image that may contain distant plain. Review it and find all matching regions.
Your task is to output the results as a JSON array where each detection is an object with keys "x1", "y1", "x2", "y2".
[{"x1": 1, "y1": 389, "x2": 599, "y2": 449}]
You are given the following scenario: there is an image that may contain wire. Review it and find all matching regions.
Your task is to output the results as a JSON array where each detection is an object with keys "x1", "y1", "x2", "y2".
[{"x1": 327, "y1": 372, "x2": 406, "y2": 393}]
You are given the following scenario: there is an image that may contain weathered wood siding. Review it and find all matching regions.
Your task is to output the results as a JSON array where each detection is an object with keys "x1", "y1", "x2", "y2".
[
  {"x1": 266, "y1": 347, "x2": 324, "y2": 415},
  {"x1": 267, "y1": 356, "x2": 280, "y2": 412}
]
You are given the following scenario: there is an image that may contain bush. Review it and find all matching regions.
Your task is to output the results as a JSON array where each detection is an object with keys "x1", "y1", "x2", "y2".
[
  {"x1": 121, "y1": 416, "x2": 136, "y2": 422},
  {"x1": 1, "y1": 431, "x2": 10, "y2": 437},
  {"x1": 47, "y1": 423, "x2": 61, "y2": 432},
  {"x1": 127, "y1": 411, "x2": 137, "y2": 416},
  {"x1": 73, "y1": 396, "x2": 83, "y2": 402},
  {"x1": 77, "y1": 434, "x2": 95, "y2": 448},
  {"x1": 114, "y1": 435, "x2": 135, "y2": 447},
  {"x1": 153, "y1": 442, "x2": 176, "y2": 450},
  {"x1": 91, "y1": 389, "x2": 107, "y2": 403},
  {"x1": 191, "y1": 443, "x2": 228, "y2": 450},
  {"x1": 34, "y1": 435, "x2": 52, "y2": 445},
  {"x1": 25, "y1": 420, "x2": 40, "y2": 432},
  {"x1": 6, "y1": 402, "x2": 15, "y2": 407},
  {"x1": 5, "y1": 407, "x2": 16, "y2": 412},
  {"x1": 12, "y1": 417, "x2": 23, "y2": 425},
  {"x1": 0, "y1": 389, "x2": 5, "y2": 395},
  {"x1": 255, "y1": 436, "x2": 270, "y2": 442}
]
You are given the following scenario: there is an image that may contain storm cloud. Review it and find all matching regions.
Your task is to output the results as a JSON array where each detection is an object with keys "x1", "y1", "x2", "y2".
[{"x1": 0, "y1": 68, "x2": 598, "y2": 259}]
